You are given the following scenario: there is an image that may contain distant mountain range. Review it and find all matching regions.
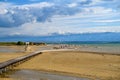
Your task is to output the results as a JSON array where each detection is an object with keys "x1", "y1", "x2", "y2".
[{"x1": 0, "y1": 32, "x2": 120, "y2": 43}]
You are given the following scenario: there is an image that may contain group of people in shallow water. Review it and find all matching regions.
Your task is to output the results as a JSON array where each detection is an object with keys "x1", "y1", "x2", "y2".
[{"x1": 53, "y1": 44, "x2": 80, "y2": 49}]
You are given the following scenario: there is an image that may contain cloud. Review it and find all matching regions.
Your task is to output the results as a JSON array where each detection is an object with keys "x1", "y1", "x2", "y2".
[
  {"x1": 0, "y1": 2, "x2": 56, "y2": 27},
  {"x1": 93, "y1": 19, "x2": 120, "y2": 22},
  {"x1": 68, "y1": 3, "x2": 78, "y2": 8},
  {"x1": 84, "y1": 6, "x2": 114, "y2": 15},
  {"x1": 0, "y1": 0, "x2": 119, "y2": 37},
  {"x1": 0, "y1": 22, "x2": 120, "y2": 37},
  {"x1": 19, "y1": 2, "x2": 54, "y2": 8},
  {"x1": 0, "y1": 0, "x2": 117, "y2": 28},
  {"x1": 0, "y1": 13, "x2": 120, "y2": 37},
  {"x1": 0, "y1": 0, "x2": 95, "y2": 27},
  {"x1": 29, "y1": 0, "x2": 39, "y2": 1}
]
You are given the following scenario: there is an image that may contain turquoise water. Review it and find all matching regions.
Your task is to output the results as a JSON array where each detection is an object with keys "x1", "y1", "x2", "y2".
[
  {"x1": 0, "y1": 42, "x2": 120, "y2": 54},
  {"x1": 76, "y1": 43, "x2": 120, "y2": 54},
  {"x1": 49, "y1": 42, "x2": 120, "y2": 54}
]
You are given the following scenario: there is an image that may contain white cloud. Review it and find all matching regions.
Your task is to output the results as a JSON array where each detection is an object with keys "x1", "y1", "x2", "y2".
[
  {"x1": 18, "y1": 2, "x2": 54, "y2": 9},
  {"x1": 0, "y1": 0, "x2": 118, "y2": 28},
  {"x1": 0, "y1": 9, "x2": 8, "y2": 14},
  {"x1": 29, "y1": 0, "x2": 39, "y2": 1},
  {"x1": 0, "y1": 0, "x2": 120, "y2": 37},
  {"x1": 0, "y1": 2, "x2": 11, "y2": 14},
  {"x1": 0, "y1": 21, "x2": 120, "y2": 37},
  {"x1": 90, "y1": 0, "x2": 115, "y2": 6},
  {"x1": 93, "y1": 19, "x2": 120, "y2": 22},
  {"x1": 0, "y1": 2, "x2": 56, "y2": 27},
  {"x1": 0, "y1": 1, "x2": 81, "y2": 27},
  {"x1": 90, "y1": 0, "x2": 103, "y2": 5},
  {"x1": 68, "y1": 3, "x2": 78, "y2": 8},
  {"x1": 84, "y1": 7, "x2": 114, "y2": 14},
  {"x1": 0, "y1": 2, "x2": 12, "y2": 8},
  {"x1": 79, "y1": 26, "x2": 120, "y2": 33}
]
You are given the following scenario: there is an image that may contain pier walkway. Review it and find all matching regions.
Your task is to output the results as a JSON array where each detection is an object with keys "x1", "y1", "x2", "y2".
[{"x1": 0, "y1": 51, "x2": 42, "y2": 74}]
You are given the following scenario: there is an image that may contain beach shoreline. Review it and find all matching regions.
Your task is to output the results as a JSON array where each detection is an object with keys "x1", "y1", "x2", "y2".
[
  {"x1": 0, "y1": 45, "x2": 120, "y2": 80},
  {"x1": 16, "y1": 50, "x2": 120, "y2": 80}
]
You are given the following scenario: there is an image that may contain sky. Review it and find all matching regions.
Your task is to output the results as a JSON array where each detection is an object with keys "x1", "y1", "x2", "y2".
[{"x1": 0, "y1": 0, "x2": 120, "y2": 37}]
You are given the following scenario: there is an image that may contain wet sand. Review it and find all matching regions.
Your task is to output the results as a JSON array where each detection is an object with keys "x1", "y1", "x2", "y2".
[
  {"x1": 0, "y1": 45, "x2": 42, "y2": 80},
  {"x1": 0, "y1": 45, "x2": 39, "y2": 63},
  {"x1": 0, "y1": 52, "x2": 28, "y2": 63},
  {"x1": 10, "y1": 69, "x2": 89, "y2": 80},
  {"x1": 0, "y1": 45, "x2": 120, "y2": 80},
  {"x1": 16, "y1": 51, "x2": 120, "y2": 80}
]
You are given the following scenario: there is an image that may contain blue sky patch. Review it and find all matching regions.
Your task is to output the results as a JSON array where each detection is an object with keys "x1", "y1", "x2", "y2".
[{"x1": 0, "y1": 0, "x2": 120, "y2": 37}]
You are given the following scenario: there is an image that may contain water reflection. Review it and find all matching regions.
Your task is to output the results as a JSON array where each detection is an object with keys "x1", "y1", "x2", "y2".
[
  {"x1": 10, "y1": 70, "x2": 90, "y2": 80},
  {"x1": 0, "y1": 46, "x2": 24, "y2": 53}
]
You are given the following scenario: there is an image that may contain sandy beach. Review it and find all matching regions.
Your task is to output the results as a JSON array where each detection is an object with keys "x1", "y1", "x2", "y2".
[
  {"x1": 0, "y1": 45, "x2": 120, "y2": 80},
  {"x1": 0, "y1": 45, "x2": 41, "y2": 80},
  {"x1": 1, "y1": 0, "x2": 120, "y2": 79},
  {"x1": 15, "y1": 51, "x2": 120, "y2": 80},
  {"x1": 0, "y1": 45, "x2": 41, "y2": 63}
]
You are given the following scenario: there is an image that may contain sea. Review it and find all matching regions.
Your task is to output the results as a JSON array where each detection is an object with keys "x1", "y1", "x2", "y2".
[
  {"x1": 47, "y1": 41, "x2": 120, "y2": 54},
  {"x1": 0, "y1": 41, "x2": 120, "y2": 54},
  {"x1": 0, "y1": 41, "x2": 119, "y2": 80}
]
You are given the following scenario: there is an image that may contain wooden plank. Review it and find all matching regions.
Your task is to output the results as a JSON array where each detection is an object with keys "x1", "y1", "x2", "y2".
[{"x1": 0, "y1": 51, "x2": 42, "y2": 72}]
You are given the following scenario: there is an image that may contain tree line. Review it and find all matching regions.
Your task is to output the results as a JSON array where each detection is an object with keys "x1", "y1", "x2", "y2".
[{"x1": 0, "y1": 41, "x2": 46, "y2": 46}]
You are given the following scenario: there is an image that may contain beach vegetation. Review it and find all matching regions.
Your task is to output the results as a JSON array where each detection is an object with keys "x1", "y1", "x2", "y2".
[
  {"x1": 0, "y1": 42, "x2": 16, "y2": 46},
  {"x1": 16, "y1": 41, "x2": 25, "y2": 45},
  {"x1": 0, "y1": 41, "x2": 46, "y2": 46}
]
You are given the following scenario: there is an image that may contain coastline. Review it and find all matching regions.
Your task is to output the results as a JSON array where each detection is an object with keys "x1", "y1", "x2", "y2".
[
  {"x1": 15, "y1": 50, "x2": 120, "y2": 80},
  {"x1": 0, "y1": 45, "x2": 120, "y2": 80}
]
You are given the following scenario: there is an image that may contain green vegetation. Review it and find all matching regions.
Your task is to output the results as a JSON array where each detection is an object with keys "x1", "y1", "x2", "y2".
[
  {"x1": 0, "y1": 41, "x2": 46, "y2": 46},
  {"x1": 0, "y1": 42, "x2": 16, "y2": 46},
  {"x1": 34, "y1": 42, "x2": 46, "y2": 45},
  {"x1": 16, "y1": 41, "x2": 25, "y2": 45}
]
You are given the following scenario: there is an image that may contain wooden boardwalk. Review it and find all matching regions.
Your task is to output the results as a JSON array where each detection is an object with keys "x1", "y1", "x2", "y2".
[{"x1": 0, "y1": 51, "x2": 42, "y2": 74}]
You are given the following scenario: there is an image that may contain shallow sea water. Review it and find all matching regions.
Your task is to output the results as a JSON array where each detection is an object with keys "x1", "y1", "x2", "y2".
[
  {"x1": 0, "y1": 46, "x2": 24, "y2": 53},
  {"x1": 10, "y1": 70, "x2": 90, "y2": 80},
  {"x1": 78, "y1": 43, "x2": 120, "y2": 54}
]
